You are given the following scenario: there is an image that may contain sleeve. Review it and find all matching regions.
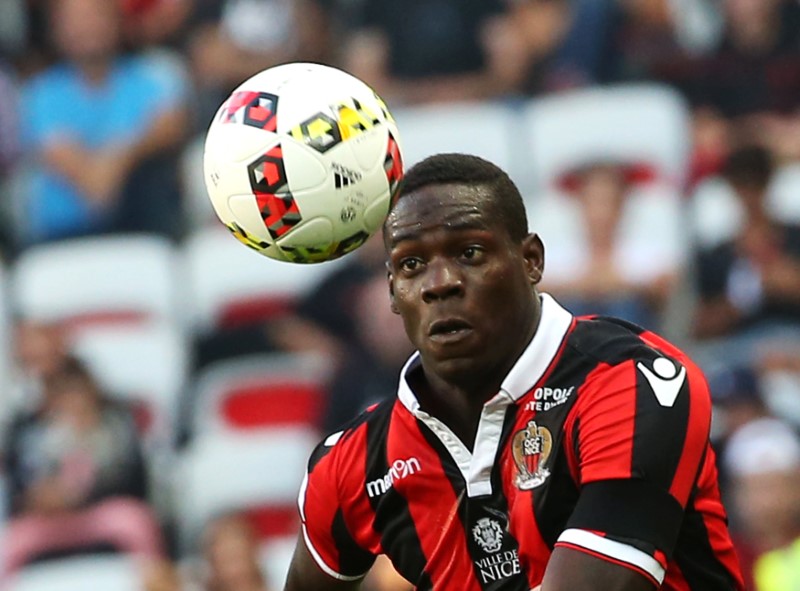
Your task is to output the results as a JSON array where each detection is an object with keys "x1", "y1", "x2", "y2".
[
  {"x1": 559, "y1": 351, "x2": 712, "y2": 585},
  {"x1": 137, "y1": 54, "x2": 190, "y2": 115},
  {"x1": 299, "y1": 431, "x2": 377, "y2": 580}
]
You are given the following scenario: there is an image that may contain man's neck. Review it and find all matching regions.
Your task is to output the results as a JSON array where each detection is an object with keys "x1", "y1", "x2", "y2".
[{"x1": 77, "y1": 58, "x2": 113, "y2": 86}]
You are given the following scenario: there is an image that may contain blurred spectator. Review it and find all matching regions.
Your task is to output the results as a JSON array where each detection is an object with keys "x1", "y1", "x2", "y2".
[
  {"x1": 754, "y1": 534, "x2": 800, "y2": 591},
  {"x1": 534, "y1": 162, "x2": 685, "y2": 330},
  {"x1": 723, "y1": 417, "x2": 800, "y2": 589},
  {"x1": 673, "y1": 0, "x2": 800, "y2": 181},
  {"x1": 2, "y1": 356, "x2": 162, "y2": 574},
  {"x1": 707, "y1": 364, "x2": 767, "y2": 454},
  {"x1": 321, "y1": 268, "x2": 413, "y2": 432},
  {"x1": 341, "y1": 0, "x2": 515, "y2": 105},
  {"x1": 121, "y1": 0, "x2": 195, "y2": 50},
  {"x1": 691, "y1": 146, "x2": 800, "y2": 341},
  {"x1": 690, "y1": 0, "x2": 800, "y2": 120},
  {"x1": 187, "y1": 512, "x2": 271, "y2": 591},
  {"x1": 2, "y1": 318, "x2": 70, "y2": 435},
  {"x1": 187, "y1": 0, "x2": 330, "y2": 127},
  {"x1": 268, "y1": 233, "x2": 387, "y2": 366},
  {"x1": 142, "y1": 558, "x2": 185, "y2": 591},
  {"x1": 18, "y1": 0, "x2": 189, "y2": 247},
  {"x1": 505, "y1": 0, "x2": 618, "y2": 96}
]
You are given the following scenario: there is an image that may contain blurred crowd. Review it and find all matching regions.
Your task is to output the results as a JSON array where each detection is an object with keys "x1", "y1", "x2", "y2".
[{"x1": 0, "y1": 0, "x2": 800, "y2": 590}]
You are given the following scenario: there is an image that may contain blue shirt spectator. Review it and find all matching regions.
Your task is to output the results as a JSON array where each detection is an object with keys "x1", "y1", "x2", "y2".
[{"x1": 22, "y1": 55, "x2": 186, "y2": 241}]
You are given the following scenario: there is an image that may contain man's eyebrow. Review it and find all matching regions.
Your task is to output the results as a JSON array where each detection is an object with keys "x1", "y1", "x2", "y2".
[{"x1": 388, "y1": 219, "x2": 492, "y2": 247}]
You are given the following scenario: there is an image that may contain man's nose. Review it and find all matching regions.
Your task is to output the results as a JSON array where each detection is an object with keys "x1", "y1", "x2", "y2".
[{"x1": 421, "y1": 259, "x2": 464, "y2": 303}]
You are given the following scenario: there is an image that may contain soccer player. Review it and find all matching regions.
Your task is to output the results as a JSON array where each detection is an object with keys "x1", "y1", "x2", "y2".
[{"x1": 283, "y1": 154, "x2": 744, "y2": 591}]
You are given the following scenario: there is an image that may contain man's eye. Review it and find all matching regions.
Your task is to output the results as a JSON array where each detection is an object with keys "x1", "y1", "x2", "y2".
[
  {"x1": 400, "y1": 258, "x2": 420, "y2": 272},
  {"x1": 463, "y1": 246, "x2": 483, "y2": 260}
]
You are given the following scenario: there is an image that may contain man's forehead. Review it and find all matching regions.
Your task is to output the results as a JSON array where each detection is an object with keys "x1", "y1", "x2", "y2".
[{"x1": 387, "y1": 183, "x2": 493, "y2": 227}]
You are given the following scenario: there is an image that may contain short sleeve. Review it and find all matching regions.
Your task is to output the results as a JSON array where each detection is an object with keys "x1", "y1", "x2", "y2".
[
  {"x1": 299, "y1": 432, "x2": 376, "y2": 580},
  {"x1": 560, "y1": 353, "x2": 712, "y2": 569}
]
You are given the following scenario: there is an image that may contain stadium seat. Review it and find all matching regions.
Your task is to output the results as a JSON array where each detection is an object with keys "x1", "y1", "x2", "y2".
[
  {"x1": 180, "y1": 133, "x2": 218, "y2": 230},
  {"x1": 520, "y1": 84, "x2": 692, "y2": 194},
  {"x1": 174, "y1": 429, "x2": 317, "y2": 552},
  {"x1": 4, "y1": 555, "x2": 143, "y2": 591},
  {"x1": 181, "y1": 226, "x2": 344, "y2": 333},
  {"x1": 391, "y1": 101, "x2": 521, "y2": 177},
  {"x1": 69, "y1": 323, "x2": 190, "y2": 446},
  {"x1": 9, "y1": 235, "x2": 181, "y2": 330},
  {"x1": 190, "y1": 352, "x2": 331, "y2": 437}
]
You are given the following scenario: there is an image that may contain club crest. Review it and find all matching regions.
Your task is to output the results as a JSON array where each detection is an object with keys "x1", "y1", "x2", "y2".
[
  {"x1": 511, "y1": 421, "x2": 553, "y2": 490},
  {"x1": 472, "y1": 517, "x2": 504, "y2": 554}
]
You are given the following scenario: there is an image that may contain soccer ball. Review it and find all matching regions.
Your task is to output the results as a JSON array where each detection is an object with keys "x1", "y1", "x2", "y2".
[{"x1": 203, "y1": 63, "x2": 404, "y2": 264}]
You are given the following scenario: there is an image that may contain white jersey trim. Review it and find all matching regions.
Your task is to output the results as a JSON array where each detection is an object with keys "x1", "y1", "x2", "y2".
[
  {"x1": 557, "y1": 528, "x2": 666, "y2": 584},
  {"x1": 301, "y1": 524, "x2": 368, "y2": 582},
  {"x1": 395, "y1": 293, "x2": 574, "y2": 497}
]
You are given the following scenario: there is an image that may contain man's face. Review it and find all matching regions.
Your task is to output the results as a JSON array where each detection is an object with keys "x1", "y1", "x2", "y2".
[
  {"x1": 53, "y1": 0, "x2": 121, "y2": 64},
  {"x1": 385, "y1": 183, "x2": 543, "y2": 385}
]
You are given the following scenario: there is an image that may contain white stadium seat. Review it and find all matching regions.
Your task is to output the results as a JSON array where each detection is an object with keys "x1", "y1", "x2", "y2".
[
  {"x1": 69, "y1": 323, "x2": 190, "y2": 447},
  {"x1": 175, "y1": 429, "x2": 316, "y2": 552},
  {"x1": 520, "y1": 84, "x2": 692, "y2": 193},
  {"x1": 391, "y1": 101, "x2": 521, "y2": 175},
  {"x1": 9, "y1": 235, "x2": 181, "y2": 329},
  {"x1": 4, "y1": 555, "x2": 143, "y2": 591},
  {"x1": 191, "y1": 352, "x2": 331, "y2": 437},
  {"x1": 181, "y1": 226, "x2": 343, "y2": 333}
]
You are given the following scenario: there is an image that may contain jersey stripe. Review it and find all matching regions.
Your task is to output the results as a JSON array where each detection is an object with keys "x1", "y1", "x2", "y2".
[
  {"x1": 673, "y1": 493, "x2": 744, "y2": 590},
  {"x1": 368, "y1": 405, "x2": 431, "y2": 588},
  {"x1": 402, "y1": 415, "x2": 480, "y2": 590},
  {"x1": 632, "y1": 357, "x2": 691, "y2": 493}
]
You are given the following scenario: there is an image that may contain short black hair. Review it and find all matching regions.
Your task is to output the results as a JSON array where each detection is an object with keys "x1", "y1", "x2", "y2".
[{"x1": 390, "y1": 153, "x2": 529, "y2": 242}]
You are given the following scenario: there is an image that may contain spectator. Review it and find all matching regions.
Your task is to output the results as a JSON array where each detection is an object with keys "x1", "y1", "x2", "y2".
[
  {"x1": 2, "y1": 356, "x2": 162, "y2": 574},
  {"x1": 674, "y1": 0, "x2": 800, "y2": 182},
  {"x1": 19, "y1": 0, "x2": 189, "y2": 246},
  {"x1": 189, "y1": 512, "x2": 271, "y2": 591},
  {"x1": 506, "y1": 0, "x2": 618, "y2": 96},
  {"x1": 706, "y1": 364, "x2": 767, "y2": 455},
  {"x1": 723, "y1": 417, "x2": 800, "y2": 589},
  {"x1": 2, "y1": 318, "x2": 70, "y2": 436},
  {"x1": 187, "y1": 0, "x2": 329, "y2": 127},
  {"x1": 341, "y1": 0, "x2": 515, "y2": 105},
  {"x1": 691, "y1": 146, "x2": 800, "y2": 342},
  {"x1": 533, "y1": 162, "x2": 685, "y2": 330},
  {"x1": 320, "y1": 268, "x2": 413, "y2": 432}
]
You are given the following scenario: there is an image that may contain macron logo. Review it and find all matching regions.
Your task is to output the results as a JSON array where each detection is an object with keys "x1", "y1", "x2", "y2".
[
  {"x1": 366, "y1": 458, "x2": 421, "y2": 498},
  {"x1": 637, "y1": 358, "x2": 686, "y2": 408}
]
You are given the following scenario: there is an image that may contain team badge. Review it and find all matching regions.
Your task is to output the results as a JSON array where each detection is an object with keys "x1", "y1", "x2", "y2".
[
  {"x1": 512, "y1": 421, "x2": 553, "y2": 490},
  {"x1": 472, "y1": 518, "x2": 504, "y2": 553}
]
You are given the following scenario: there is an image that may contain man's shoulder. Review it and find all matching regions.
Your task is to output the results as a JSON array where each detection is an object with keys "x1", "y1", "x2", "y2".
[
  {"x1": 308, "y1": 398, "x2": 398, "y2": 470},
  {"x1": 23, "y1": 64, "x2": 75, "y2": 98},
  {"x1": 567, "y1": 315, "x2": 671, "y2": 366}
]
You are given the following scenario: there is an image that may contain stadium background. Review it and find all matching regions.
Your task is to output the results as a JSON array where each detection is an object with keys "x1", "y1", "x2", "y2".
[{"x1": 0, "y1": 0, "x2": 799, "y2": 589}]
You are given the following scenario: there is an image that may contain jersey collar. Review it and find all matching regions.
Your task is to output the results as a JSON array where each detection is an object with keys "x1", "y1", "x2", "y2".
[{"x1": 397, "y1": 293, "x2": 574, "y2": 412}]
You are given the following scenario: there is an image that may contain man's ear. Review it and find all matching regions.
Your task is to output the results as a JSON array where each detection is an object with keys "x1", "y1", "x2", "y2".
[
  {"x1": 387, "y1": 270, "x2": 400, "y2": 314},
  {"x1": 522, "y1": 233, "x2": 545, "y2": 286}
]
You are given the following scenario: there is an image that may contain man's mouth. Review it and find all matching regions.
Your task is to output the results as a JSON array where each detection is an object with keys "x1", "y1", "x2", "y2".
[{"x1": 428, "y1": 318, "x2": 473, "y2": 338}]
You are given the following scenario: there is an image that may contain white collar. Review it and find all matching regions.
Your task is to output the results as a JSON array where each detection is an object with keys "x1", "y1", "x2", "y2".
[{"x1": 397, "y1": 292, "x2": 574, "y2": 413}]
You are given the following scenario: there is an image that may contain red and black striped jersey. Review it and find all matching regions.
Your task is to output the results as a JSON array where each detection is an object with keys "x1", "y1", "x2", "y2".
[{"x1": 299, "y1": 294, "x2": 745, "y2": 590}]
